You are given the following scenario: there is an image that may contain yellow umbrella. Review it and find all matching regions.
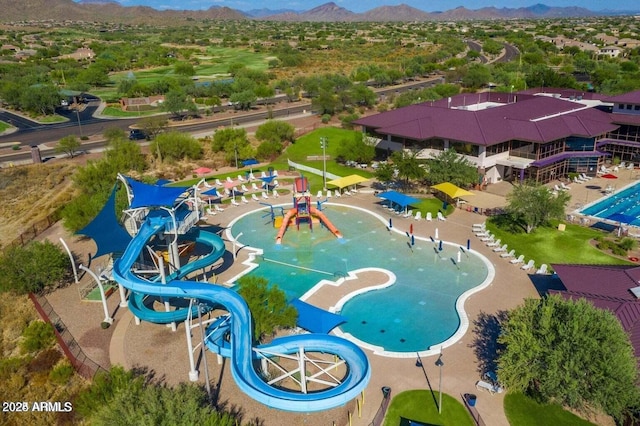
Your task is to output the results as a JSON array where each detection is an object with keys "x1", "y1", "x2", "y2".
[{"x1": 431, "y1": 182, "x2": 474, "y2": 205}]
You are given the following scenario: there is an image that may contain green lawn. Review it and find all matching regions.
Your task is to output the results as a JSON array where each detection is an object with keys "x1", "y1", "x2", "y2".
[
  {"x1": 383, "y1": 390, "x2": 474, "y2": 426},
  {"x1": 101, "y1": 106, "x2": 159, "y2": 118},
  {"x1": 504, "y1": 393, "x2": 597, "y2": 426},
  {"x1": 486, "y1": 220, "x2": 632, "y2": 268},
  {"x1": 0, "y1": 121, "x2": 10, "y2": 132}
]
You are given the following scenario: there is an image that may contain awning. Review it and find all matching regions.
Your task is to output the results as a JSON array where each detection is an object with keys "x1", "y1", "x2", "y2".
[
  {"x1": 203, "y1": 188, "x2": 219, "y2": 197},
  {"x1": 125, "y1": 176, "x2": 190, "y2": 209},
  {"x1": 375, "y1": 191, "x2": 419, "y2": 208},
  {"x1": 291, "y1": 299, "x2": 347, "y2": 334},
  {"x1": 431, "y1": 182, "x2": 474, "y2": 200},
  {"x1": 327, "y1": 174, "x2": 369, "y2": 189},
  {"x1": 77, "y1": 185, "x2": 132, "y2": 258}
]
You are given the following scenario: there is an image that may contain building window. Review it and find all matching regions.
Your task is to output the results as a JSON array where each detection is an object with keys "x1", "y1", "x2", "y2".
[
  {"x1": 627, "y1": 104, "x2": 633, "y2": 110},
  {"x1": 449, "y1": 141, "x2": 479, "y2": 157},
  {"x1": 635, "y1": 105, "x2": 640, "y2": 111}
]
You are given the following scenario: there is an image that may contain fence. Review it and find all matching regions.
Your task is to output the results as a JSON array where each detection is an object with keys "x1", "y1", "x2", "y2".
[
  {"x1": 3, "y1": 213, "x2": 58, "y2": 250},
  {"x1": 287, "y1": 159, "x2": 341, "y2": 181},
  {"x1": 29, "y1": 292, "x2": 106, "y2": 380}
]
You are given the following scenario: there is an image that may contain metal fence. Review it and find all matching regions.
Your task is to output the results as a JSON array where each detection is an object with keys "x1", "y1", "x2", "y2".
[
  {"x1": 3, "y1": 213, "x2": 57, "y2": 250},
  {"x1": 29, "y1": 292, "x2": 106, "y2": 380}
]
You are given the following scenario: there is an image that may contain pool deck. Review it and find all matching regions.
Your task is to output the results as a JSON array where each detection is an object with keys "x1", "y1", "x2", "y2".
[{"x1": 36, "y1": 176, "x2": 620, "y2": 426}]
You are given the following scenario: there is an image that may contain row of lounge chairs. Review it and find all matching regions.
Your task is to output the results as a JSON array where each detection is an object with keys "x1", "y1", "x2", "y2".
[{"x1": 472, "y1": 222, "x2": 548, "y2": 274}]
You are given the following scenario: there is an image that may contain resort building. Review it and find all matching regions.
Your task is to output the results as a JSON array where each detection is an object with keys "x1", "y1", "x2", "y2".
[{"x1": 354, "y1": 89, "x2": 640, "y2": 184}]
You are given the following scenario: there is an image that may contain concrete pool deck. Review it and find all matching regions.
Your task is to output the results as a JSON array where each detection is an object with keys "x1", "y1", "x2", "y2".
[{"x1": 37, "y1": 177, "x2": 619, "y2": 426}]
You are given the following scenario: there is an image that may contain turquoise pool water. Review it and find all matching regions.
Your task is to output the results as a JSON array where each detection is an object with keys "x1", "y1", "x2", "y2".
[
  {"x1": 580, "y1": 181, "x2": 640, "y2": 225},
  {"x1": 230, "y1": 204, "x2": 489, "y2": 353}
]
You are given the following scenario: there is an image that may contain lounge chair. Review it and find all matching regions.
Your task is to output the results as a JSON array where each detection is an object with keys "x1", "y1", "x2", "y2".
[
  {"x1": 521, "y1": 259, "x2": 535, "y2": 271},
  {"x1": 326, "y1": 190, "x2": 332, "y2": 198},
  {"x1": 226, "y1": 176, "x2": 233, "y2": 183},
  {"x1": 273, "y1": 179, "x2": 279, "y2": 187},
  {"x1": 403, "y1": 209, "x2": 413, "y2": 218},
  {"x1": 486, "y1": 238, "x2": 501, "y2": 248},
  {"x1": 553, "y1": 184, "x2": 563, "y2": 192},
  {"x1": 206, "y1": 208, "x2": 216, "y2": 216},
  {"x1": 472, "y1": 222, "x2": 486, "y2": 230},
  {"x1": 252, "y1": 183, "x2": 260, "y2": 191},
  {"x1": 500, "y1": 249, "x2": 515, "y2": 258},
  {"x1": 510, "y1": 254, "x2": 525, "y2": 264},
  {"x1": 214, "y1": 204, "x2": 224, "y2": 212},
  {"x1": 536, "y1": 264, "x2": 549, "y2": 274},
  {"x1": 475, "y1": 229, "x2": 490, "y2": 237},
  {"x1": 426, "y1": 212, "x2": 432, "y2": 222},
  {"x1": 273, "y1": 189, "x2": 279, "y2": 198},
  {"x1": 628, "y1": 163, "x2": 635, "y2": 170},
  {"x1": 335, "y1": 190, "x2": 342, "y2": 198},
  {"x1": 480, "y1": 234, "x2": 494, "y2": 242},
  {"x1": 493, "y1": 244, "x2": 507, "y2": 253},
  {"x1": 437, "y1": 211, "x2": 446, "y2": 221},
  {"x1": 262, "y1": 191, "x2": 269, "y2": 199},
  {"x1": 241, "y1": 195, "x2": 249, "y2": 204},
  {"x1": 573, "y1": 176, "x2": 583, "y2": 184},
  {"x1": 476, "y1": 380, "x2": 503, "y2": 394},
  {"x1": 251, "y1": 193, "x2": 260, "y2": 201},
  {"x1": 248, "y1": 173, "x2": 256, "y2": 181},
  {"x1": 414, "y1": 211, "x2": 422, "y2": 220},
  {"x1": 231, "y1": 198, "x2": 240, "y2": 206},
  {"x1": 203, "y1": 180, "x2": 214, "y2": 188},
  {"x1": 241, "y1": 184, "x2": 249, "y2": 192},
  {"x1": 579, "y1": 173, "x2": 592, "y2": 181},
  {"x1": 215, "y1": 178, "x2": 223, "y2": 186},
  {"x1": 560, "y1": 182, "x2": 571, "y2": 190},
  {"x1": 317, "y1": 190, "x2": 323, "y2": 198},
  {"x1": 238, "y1": 174, "x2": 246, "y2": 182},
  {"x1": 620, "y1": 161, "x2": 626, "y2": 169}
]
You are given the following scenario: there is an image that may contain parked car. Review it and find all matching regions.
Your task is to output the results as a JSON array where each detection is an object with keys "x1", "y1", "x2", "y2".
[{"x1": 129, "y1": 129, "x2": 149, "y2": 140}]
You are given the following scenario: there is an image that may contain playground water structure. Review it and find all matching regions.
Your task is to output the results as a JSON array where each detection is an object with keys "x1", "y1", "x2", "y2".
[
  {"x1": 275, "y1": 177, "x2": 342, "y2": 244},
  {"x1": 579, "y1": 180, "x2": 640, "y2": 226},
  {"x1": 228, "y1": 204, "x2": 495, "y2": 358},
  {"x1": 110, "y1": 177, "x2": 371, "y2": 412}
]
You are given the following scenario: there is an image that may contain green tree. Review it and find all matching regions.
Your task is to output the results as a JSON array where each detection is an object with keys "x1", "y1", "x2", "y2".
[
  {"x1": 391, "y1": 150, "x2": 425, "y2": 186},
  {"x1": 211, "y1": 128, "x2": 253, "y2": 166},
  {"x1": 335, "y1": 132, "x2": 375, "y2": 164},
  {"x1": 255, "y1": 120, "x2": 295, "y2": 144},
  {"x1": 374, "y1": 162, "x2": 395, "y2": 188},
  {"x1": 0, "y1": 241, "x2": 70, "y2": 294},
  {"x1": 425, "y1": 148, "x2": 479, "y2": 187},
  {"x1": 174, "y1": 61, "x2": 195, "y2": 77},
  {"x1": 163, "y1": 89, "x2": 197, "y2": 118},
  {"x1": 150, "y1": 131, "x2": 202, "y2": 162},
  {"x1": 138, "y1": 116, "x2": 168, "y2": 140},
  {"x1": 505, "y1": 181, "x2": 570, "y2": 233},
  {"x1": 21, "y1": 84, "x2": 60, "y2": 115},
  {"x1": 236, "y1": 276, "x2": 297, "y2": 343},
  {"x1": 55, "y1": 135, "x2": 81, "y2": 158},
  {"x1": 497, "y1": 295, "x2": 640, "y2": 421}
]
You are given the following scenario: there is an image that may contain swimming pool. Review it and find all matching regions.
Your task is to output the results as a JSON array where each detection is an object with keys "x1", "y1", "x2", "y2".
[
  {"x1": 228, "y1": 204, "x2": 493, "y2": 356},
  {"x1": 580, "y1": 180, "x2": 640, "y2": 226}
]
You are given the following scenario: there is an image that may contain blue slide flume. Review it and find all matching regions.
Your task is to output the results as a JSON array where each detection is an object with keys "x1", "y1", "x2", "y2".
[{"x1": 112, "y1": 213, "x2": 371, "y2": 412}]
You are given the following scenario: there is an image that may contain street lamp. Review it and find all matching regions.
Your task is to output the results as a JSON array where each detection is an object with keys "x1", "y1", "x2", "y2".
[
  {"x1": 320, "y1": 136, "x2": 328, "y2": 190},
  {"x1": 435, "y1": 352, "x2": 444, "y2": 414},
  {"x1": 75, "y1": 109, "x2": 83, "y2": 138}
]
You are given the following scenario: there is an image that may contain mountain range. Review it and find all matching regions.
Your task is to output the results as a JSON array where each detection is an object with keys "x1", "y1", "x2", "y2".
[{"x1": 1, "y1": 0, "x2": 637, "y2": 24}]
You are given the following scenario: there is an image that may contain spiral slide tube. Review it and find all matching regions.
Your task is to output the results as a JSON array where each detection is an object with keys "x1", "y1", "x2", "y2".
[{"x1": 112, "y1": 215, "x2": 370, "y2": 412}]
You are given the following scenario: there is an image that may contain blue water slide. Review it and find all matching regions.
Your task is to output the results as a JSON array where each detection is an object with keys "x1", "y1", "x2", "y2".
[
  {"x1": 112, "y1": 215, "x2": 371, "y2": 412},
  {"x1": 127, "y1": 227, "x2": 226, "y2": 324}
]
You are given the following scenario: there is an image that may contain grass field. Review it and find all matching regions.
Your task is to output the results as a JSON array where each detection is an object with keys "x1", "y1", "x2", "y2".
[
  {"x1": 101, "y1": 106, "x2": 159, "y2": 118},
  {"x1": 0, "y1": 121, "x2": 10, "y2": 132},
  {"x1": 504, "y1": 393, "x2": 597, "y2": 426},
  {"x1": 383, "y1": 390, "x2": 474, "y2": 426},
  {"x1": 487, "y1": 220, "x2": 631, "y2": 268}
]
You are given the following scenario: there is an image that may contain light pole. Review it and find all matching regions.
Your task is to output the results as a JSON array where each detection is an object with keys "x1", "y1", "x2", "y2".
[
  {"x1": 435, "y1": 352, "x2": 444, "y2": 414},
  {"x1": 320, "y1": 136, "x2": 328, "y2": 190},
  {"x1": 234, "y1": 142, "x2": 239, "y2": 169},
  {"x1": 75, "y1": 109, "x2": 83, "y2": 138}
]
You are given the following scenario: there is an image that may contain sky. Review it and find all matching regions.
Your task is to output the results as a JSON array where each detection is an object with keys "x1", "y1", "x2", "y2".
[{"x1": 93, "y1": 0, "x2": 640, "y2": 13}]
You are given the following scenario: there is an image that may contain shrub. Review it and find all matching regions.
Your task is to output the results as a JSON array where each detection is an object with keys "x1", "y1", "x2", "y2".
[
  {"x1": 0, "y1": 241, "x2": 70, "y2": 294},
  {"x1": 321, "y1": 114, "x2": 331, "y2": 124},
  {"x1": 49, "y1": 360, "x2": 74, "y2": 385},
  {"x1": 20, "y1": 321, "x2": 56, "y2": 353}
]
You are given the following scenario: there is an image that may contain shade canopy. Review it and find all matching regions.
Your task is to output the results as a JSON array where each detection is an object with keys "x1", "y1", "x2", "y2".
[
  {"x1": 376, "y1": 191, "x2": 420, "y2": 208},
  {"x1": 602, "y1": 173, "x2": 618, "y2": 179},
  {"x1": 193, "y1": 167, "x2": 212, "y2": 175},
  {"x1": 431, "y1": 182, "x2": 474, "y2": 200},
  {"x1": 125, "y1": 176, "x2": 189, "y2": 209},
  {"x1": 203, "y1": 188, "x2": 220, "y2": 197},
  {"x1": 77, "y1": 185, "x2": 132, "y2": 258},
  {"x1": 291, "y1": 299, "x2": 347, "y2": 334},
  {"x1": 327, "y1": 174, "x2": 369, "y2": 189},
  {"x1": 242, "y1": 158, "x2": 259, "y2": 167}
]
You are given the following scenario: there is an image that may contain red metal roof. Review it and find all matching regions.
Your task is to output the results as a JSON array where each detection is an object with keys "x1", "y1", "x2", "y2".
[{"x1": 604, "y1": 90, "x2": 640, "y2": 104}]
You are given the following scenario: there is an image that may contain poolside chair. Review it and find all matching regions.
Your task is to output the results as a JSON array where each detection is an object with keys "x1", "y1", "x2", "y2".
[
  {"x1": 273, "y1": 189, "x2": 279, "y2": 198},
  {"x1": 426, "y1": 212, "x2": 432, "y2": 222},
  {"x1": 510, "y1": 254, "x2": 525, "y2": 264},
  {"x1": 521, "y1": 259, "x2": 535, "y2": 271},
  {"x1": 224, "y1": 188, "x2": 231, "y2": 196},
  {"x1": 335, "y1": 190, "x2": 342, "y2": 198},
  {"x1": 231, "y1": 198, "x2": 240, "y2": 206},
  {"x1": 475, "y1": 229, "x2": 490, "y2": 237},
  {"x1": 317, "y1": 190, "x2": 322, "y2": 198},
  {"x1": 573, "y1": 176, "x2": 583, "y2": 184},
  {"x1": 486, "y1": 238, "x2": 501, "y2": 248},
  {"x1": 272, "y1": 170, "x2": 279, "y2": 177},
  {"x1": 500, "y1": 249, "x2": 515, "y2": 258},
  {"x1": 215, "y1": 178, "x2": 223, "y2": 186},
  {"x1": 241, "y1": 184, "x2": 249, "y2": 192},
  {"x1": 238, "y1": 174, "x2": 246, "y2": 182},
  {"x1": 241, "y1": 195, "x2": 249, "y2": 204},
  {"x1": 251, "y1": 193, "x2": 260, "y2": 202},
  {"x1": 480, "y1": 234, "x2": 494, "y2": 242},
  {"x1": 326, "y1": 190, "x2": 332, "y2": 198},
  {"x1": 414, "y1": 211, "x2": 422, "y2": 221},
  {"x1": 206, "y1": 208, "x2": 216, "y2": 216},
  {"x1": 261, "y1": 171, "x2": 267, "y2": 178},
  {"x1": 226, "y1": 176, "x2": 233, "y2": 183},
  {"x1": 628, "y1": 163, "x2": 635, "y2": 170},
  {"x1": 472, "y1": 222, "x2": 485, "y2": 230},
  {"x1": 476, "y1": 380, "x2": 503, "y2": 395},
  {"x1": 493, "y1": 244, "x2": 507, "y2": 253},
  {"x1": 203, "y1": 180, "x2": 214, "y2": 188},
  {"x1": 273, "y1": 179, "x2": 279, "y2": 187},
  {"x1": 536, "y1": 264, "x2": 549, "y2": 274},
  {"x1": 620, "y1": 161, "x2": 626, "y2": 169},
  {"x1": 553, "y1": 184, "x2": 563, "y2": 192},
  {"x1": 214, "y1": 204, "x2": 224, "y2": 212},
  {"x1": 248, "y1": 173, "x2": 256, "y2": 181},
  {"x1": 252, "y1": 182, "x2": 260, "y2": 191},
  {"x1": 579, "y1": 173, "x2": 592, "y2": 181},
  {"x1": 560, "y1": 182, "x2": 571, "y2": 190},
  {"x1": 437, "y1": 211, "x2": 446, "y2": 221},
  {"x1": 262, "y1": 191, "x2": 269, "y2": 199},
  {"x1": 403, "y1": 209, "x2": 413, "y2": 218}
]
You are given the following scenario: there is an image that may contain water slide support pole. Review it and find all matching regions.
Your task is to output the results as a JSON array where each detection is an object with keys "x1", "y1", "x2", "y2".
[
  {"x1": 298, "y1": 346, "x2": 307, "y2": 394},
  {"x1": 79, "y1": 265, "x2": 113, "y2": 325},
  {"x1": 185, "y1": 300, "x2": 199, "y2": 381}
]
